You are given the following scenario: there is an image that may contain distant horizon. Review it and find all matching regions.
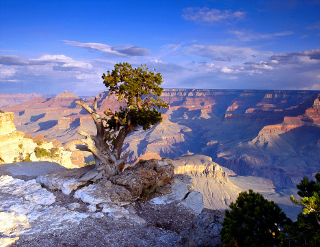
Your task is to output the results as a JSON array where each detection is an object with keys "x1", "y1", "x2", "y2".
[{"x1": 1, "y1": 88, "x2": 320, "y2": 98}]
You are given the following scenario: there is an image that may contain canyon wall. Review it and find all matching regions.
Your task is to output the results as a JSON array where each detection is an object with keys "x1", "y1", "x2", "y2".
[
  {"x1": 2, "y1": 89, "x2": 320, "y2": 188},
  {"x1": 0, "y1": 93, "x2": 55, "y2": 108}
]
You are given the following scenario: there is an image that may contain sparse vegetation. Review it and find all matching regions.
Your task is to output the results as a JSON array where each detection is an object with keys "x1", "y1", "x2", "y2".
[
  {"x1": 24, "y1": 153, "x2": 31, "y2": 162},
  {"x1": 84, "y1": 161, "x2": 95, "y2": 166},
  {"x1": 34, "y1": 147, "x2": 59, "y2": 159},
  {"x1": 18, "y1": 143, "x2": 23, "y2": 149},
  {"x1": 13, "y1": 157, "x2": 18, "y2": 163},
  {"x1": 49, "y1": 147, "x2": 59, "y2": 158},
  {"x1": 35, "y1": 140, "x2": 43, "y2": 146}
]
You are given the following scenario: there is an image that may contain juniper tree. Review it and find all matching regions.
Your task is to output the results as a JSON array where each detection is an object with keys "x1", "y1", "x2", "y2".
[
  {"x1": 220, "y1": 189, "x2": 291, "y2": 247},
  {"x1": 76, "y1": 63, "x2": 168, "y2": 182}
]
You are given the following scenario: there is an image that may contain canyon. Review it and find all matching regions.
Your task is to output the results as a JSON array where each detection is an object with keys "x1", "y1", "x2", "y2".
[{"x1": 1, "y1": 89, "x2": 319, "y2": 213}]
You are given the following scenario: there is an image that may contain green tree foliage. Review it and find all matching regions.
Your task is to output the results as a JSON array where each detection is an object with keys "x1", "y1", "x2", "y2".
[
  {"x1": 288, "y1": 173, "x2": 320, "y2": 246},
  {"x1": 102, "y1": 62, "x2": 168, "y2": 157},
  {"x1": 220, "y1": 189, "x2": 291, "y2": 247}
]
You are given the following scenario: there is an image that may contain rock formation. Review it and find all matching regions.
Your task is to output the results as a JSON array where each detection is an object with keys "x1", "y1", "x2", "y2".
[
  {"x1": 172, "y1": 155, "x2": 240, "y2": 210},
  {"x1": 0, "y1": 112, "x2": 75, "y2": 168}
]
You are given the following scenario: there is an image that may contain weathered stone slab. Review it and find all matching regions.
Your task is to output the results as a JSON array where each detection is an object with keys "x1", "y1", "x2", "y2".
[
  {"x1": 37, "y1": 166, "x2": 94, "y2": 195},
  {"x1": 74, "y1": 180, "x2": 133, "y2": 205}
]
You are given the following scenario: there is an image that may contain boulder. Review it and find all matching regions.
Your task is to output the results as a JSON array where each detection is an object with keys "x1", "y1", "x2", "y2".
[
  {"x1": 110, "y1": 159, "x2": 174, "y2": 198},
  {"x1": 74, "y1": 180, "x2": 133, "y2": 206}
]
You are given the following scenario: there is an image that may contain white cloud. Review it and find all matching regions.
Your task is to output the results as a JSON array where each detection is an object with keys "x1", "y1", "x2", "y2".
[
  {"x1": 221, "y1": 67, "x2": 233, "y2": 73},
  {"x1": 33, "y1": 55, "x2": 70, "y2": 61},
  {"x1": 183, "y1": 44, "x2": 258, "y2": 61},
  {"x1": 64, "y1": 40, "x2": 150, "y2": 58},
  {"x1": 182, "y1": 7, "x2": 245, "y2": 23},
  {"x1": 0, "y1": 68, "x2": 15, "y2": 77},
  {"x1": 306, "y1": 22, "x2": 320, "y2": 30},
  {"x1": 229, "y1": 30, "x2": 294, "y2": 41}
]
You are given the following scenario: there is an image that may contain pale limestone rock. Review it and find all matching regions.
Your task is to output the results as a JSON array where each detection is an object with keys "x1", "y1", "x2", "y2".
[
  {"x1": 0, "y1": 175, "x2": 55, "y2": 206},
  {"x1": 0, "y1": 211, "x2": 30, "y2": 236},
  {"x1": 0, "y1": 212, "x2": 29, "y2": 246},
  {"x1": 87, "y1": 204, "x2": 96, "y2": 212},
  {"x1": 100, "y1": 202, "x2": 129, "y2": 215},
  {"x1": 37, "y1": 168, "x2": 89, "y2": 195},
  {"x1": 24, "y1": 188, "x2": 56, "y2": 205},
  {"x1": 68, "y1": 202, "x2": 81, "y2": 210},
  {"x1": 180, "y1": 191, "x2": 204, "y2": 214},
  {"x1": 74, "y1": 184, "x2": 110, "y2": 205},
  {"x1": 0, "y1": 175, "x2": 89, "y2": 245},
  {"x1": 91, "y1": 212, "x2": 104, "y2": 219},
  {"x1": 151, "y1": 174, "x2": 205, "y2": 214},
  {"x1": 9, "y1": 201, "x2": 43, "y2": 215}
]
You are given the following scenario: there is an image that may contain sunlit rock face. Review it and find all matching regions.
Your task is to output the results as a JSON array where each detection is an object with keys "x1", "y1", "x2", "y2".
[
  {"x1": 172, "y1": 155, "x2": 240, "y2": 210},
  {"x1": 0, "y1": 112, "x2": 75, "y2": 168}
]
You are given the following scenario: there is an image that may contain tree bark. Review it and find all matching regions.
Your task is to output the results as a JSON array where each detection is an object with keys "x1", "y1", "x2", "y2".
[{"x1": 75, "y1": 99, "x2": 130, "y2": 181}]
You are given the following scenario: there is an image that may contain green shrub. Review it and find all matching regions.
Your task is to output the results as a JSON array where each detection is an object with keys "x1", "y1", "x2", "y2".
[
  {"x1": 18, "y1": 143, "x2": 23, "y2": 149},
  {"x1": 34, "y1": 147, "x2": 48, "y2": 158},
  {"x1": 34, "y1": 146, "x2": 59, "y2": 159},
  {"x1": 24, "y1": 153, "x2": 31, "y2": 162},
  {"x1": 48, "y1": 147, "x2": 59, "y2": 158},
  {"x1": 84, "y1": 161, "x2": 95, "y2": 166},
  {"x1": 35, "y1": 140, "x2": 43, "y2": 146},
  {"x1": 220, "y1": 189, "x2": 291, "y2": 247}
]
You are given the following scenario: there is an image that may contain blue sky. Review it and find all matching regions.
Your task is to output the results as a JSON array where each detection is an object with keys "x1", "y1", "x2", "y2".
[{"x1": 0, "y1": 0, "x2": 320, "y2": 95}]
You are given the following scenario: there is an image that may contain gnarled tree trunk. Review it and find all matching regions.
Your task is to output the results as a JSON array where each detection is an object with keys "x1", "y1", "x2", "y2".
[{"x1": 75, "y1": 98, "x2": 131, "y2": 182}]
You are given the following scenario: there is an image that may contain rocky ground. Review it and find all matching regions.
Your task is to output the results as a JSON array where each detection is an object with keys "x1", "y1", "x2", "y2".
[{"x1": 0, "y1": 161, "x2": 224, "y2": 247}]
